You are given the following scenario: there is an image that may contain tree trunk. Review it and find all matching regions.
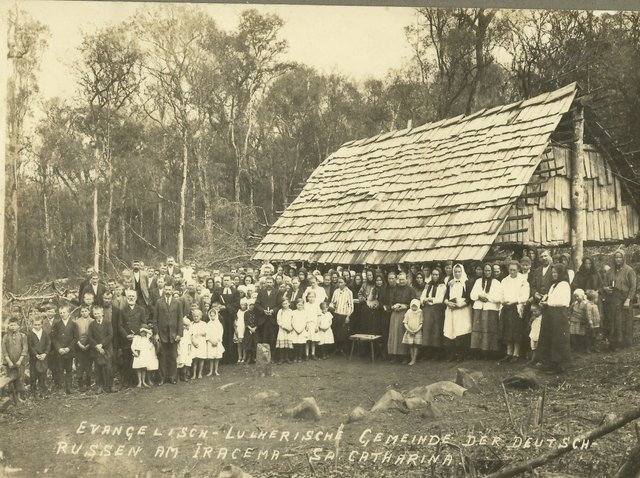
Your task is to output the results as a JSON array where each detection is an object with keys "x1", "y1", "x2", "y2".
[
  {"x1": 119, "y1": 176, "x2": 128, "y2": 255},
  {"x1": 157, "y1": 200, "x2": 163, "y2": 248},
  {"x1": 5, "y1": 131, "x2": 19, "y2": 291},
  {"x1": 102, "y1": 161, "x2": 114, "y2": 273},
  {"x1": 92, "y1": 183, "x2": 100, "y2": 272},
  {"x1": 177, "y1": 128, "x2": 188, "y2": 264},
  {"x1": 42, "y1": 183, "x2": 52, "y2": 275},
  {"x1": 570, "y1": 104, "x2": 585, "y2": 268}
]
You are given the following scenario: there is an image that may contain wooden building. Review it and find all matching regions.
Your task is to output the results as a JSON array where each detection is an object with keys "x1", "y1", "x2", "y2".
[{"x1": 253, "y1": 83, "x2": 640, "y2": 266}]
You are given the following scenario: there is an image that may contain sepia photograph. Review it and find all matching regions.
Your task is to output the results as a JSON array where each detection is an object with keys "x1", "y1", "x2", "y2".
[{"x1": 2, "y1": 1, "x2": 640, "y2": 476}]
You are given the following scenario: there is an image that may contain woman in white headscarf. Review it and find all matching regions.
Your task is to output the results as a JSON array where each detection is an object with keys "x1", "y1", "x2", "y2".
[{"x1": 443, "y1": 263, "x2": 473, "y2": 362}]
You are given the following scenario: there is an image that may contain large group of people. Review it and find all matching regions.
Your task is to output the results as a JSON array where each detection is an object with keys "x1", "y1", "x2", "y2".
[{"x1": 2, "y1": 247, "x2": 637, "y2": 401}]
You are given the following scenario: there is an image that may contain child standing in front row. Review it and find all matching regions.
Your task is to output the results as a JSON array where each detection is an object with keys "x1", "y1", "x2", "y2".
[
  {"x1": 276, "y1": 298, "x2": 294, "y2": 364},
  {"x1": 527, "y1": 304, "x2": 543, "y2": 365},
  {"x1": 291, "y1": 299, "x2": 308, "y2": 362},
  {"x1": 131, "y1": 325, "x2": 154, "y2": 388},
  {"x1": 191, "y1": 310, "x2": 208, "y2": 378},
  {"x1": 206, "y1": 308, "x2": 225, "y2": 376},
  {"x1": 243, "y1": 300, "x2": 257, "y2": 364},
  {"x1": 3, "y1": 317, "x2": 28, "y2": 402},
  {"x1": 585, "y1": 290, "x2": 602, "y2": 353},
  {"x1": 316, "y1": 302, "x2": 334, "y2": 359},
  {"x1": 177, "y1": 317, "x2": 193, "y2": 381},
  {"x1": 305, "y1": 291, "x2": 321, "y2": 360},
  {"x1": 402, "y1": 299, "x2": 423, "y2": 366},
  {"x1": 235, "y1": 299, "x2": 248, "y2": 363}
]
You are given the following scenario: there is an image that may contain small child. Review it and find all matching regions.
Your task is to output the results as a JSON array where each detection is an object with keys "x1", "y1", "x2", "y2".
[
  {"x1": 131, "y1": 325, "x2": 154, "y2": 388},
  {"x1": 569, "y1": 289, "x2": 588, "y2": 352},
  {"x1": 305, "y1": 291, "x2": 321, "y2": 360},
  {"x1": 402, "y1": 299, "x2": 423, "y2": 366},
  {"x1": 527, "y1": 304, "x2": 543, "y2": 365},
  {"x1": 27, "y1": 316, "x2": 50, "y2": 398},
  {"x1": 3, "y1": 317, "x2": 28, "y2": 402},
  {"x1": 276, "y1": 298, "x2": 294, "y2": 364},
  {"x1": 316, "y1": 302, "x2": 334, "y2": 359},
  {"x1": 291, "y1": 299, "x2": 308, "y2": 362},
  {"x1": 585, "y1": 289, "x2": 602, "y2": 353},
  {"x1": 235, "y1": 299, "x2": 248, "y2": 363},
  {"x1": 243, "y1": 300, "x2": 258, "y2": 364},
  {"x1": 75, "y1": 305, "x2": 94, "y2": 392},
  {"x1": 191, "y1": 310, "x2": 208, "y2": 378},
  {"x1": 206, "y1": 308, "x2": 225, "y2": 376},
  {"x1": 177, "y1": 317, "x2": 193, "y2": 381},
  {"x1": 147, "y1": 333, "x2": 161, "y2": 386}
]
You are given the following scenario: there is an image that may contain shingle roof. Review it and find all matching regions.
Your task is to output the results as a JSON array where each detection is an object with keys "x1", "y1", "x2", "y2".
[{"x1": 253, "y1": 83, "x2": 578, "y2": 264}]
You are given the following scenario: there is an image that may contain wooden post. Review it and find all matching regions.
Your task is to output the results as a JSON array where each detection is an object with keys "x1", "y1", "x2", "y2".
[{"x1": 570, "y1": 105, "x2": 585, "y2": 269}]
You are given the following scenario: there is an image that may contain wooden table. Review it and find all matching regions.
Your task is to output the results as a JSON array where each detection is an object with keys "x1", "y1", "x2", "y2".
[{"x1": 349, "y1": 334, "x2": 382, "y2": 364}]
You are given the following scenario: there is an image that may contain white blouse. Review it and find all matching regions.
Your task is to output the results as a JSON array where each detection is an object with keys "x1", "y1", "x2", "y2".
[
  {"x1": 501, "y1": 275, "x2": 530, "y2": 305},
  {"x1": 470, "y1": 278, "x2": 502, "y2": 311},
  {"x1": 546, "y1": 281, "x2": 571, "y2": 307}
]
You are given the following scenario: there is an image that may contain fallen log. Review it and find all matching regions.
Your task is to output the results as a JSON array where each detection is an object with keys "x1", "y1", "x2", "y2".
[{"x1": 485, "y1": 405, "x2": 640, "y2": 478}]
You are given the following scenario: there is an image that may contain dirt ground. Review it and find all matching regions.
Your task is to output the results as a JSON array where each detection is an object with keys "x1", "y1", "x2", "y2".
[{"x1": 1, "y1": 334, "x2": 640, "y2": 478}]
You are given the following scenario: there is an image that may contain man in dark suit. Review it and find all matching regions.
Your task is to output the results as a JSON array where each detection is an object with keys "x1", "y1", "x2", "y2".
[
  {"x1": 117, "y1": 290, "x2": 149, "y2": 387},
  {"x1": 131, "y1": 260, "x2": 150, "y2": 308},
  {"x1": 213, "y1": 275, "x2": 240, "y2": 364},
  {"x1": 85, "y1": 272, "x2": 107, "y2": 307},
  {"x1": 529, "y1": 249, "x2": 554, "y2": 302},
  {"x1": 149, "y1": 276, "x2": 166, "y2": 308},
  {"x1": 254, "y1": 276, "x2": 281, "y2": 358},
  {"x1": 51, "y1": 305, "x2": 78, "y2": 394},
  {"x1": 88, "y1": 306, "x2": 115, "y2": 393},
  {"x1": 27, "y1": 316, "x2": 50, "y2": 398},
  {"x1": 153, "y1": 283, "x2": 183, "y2": 384}
]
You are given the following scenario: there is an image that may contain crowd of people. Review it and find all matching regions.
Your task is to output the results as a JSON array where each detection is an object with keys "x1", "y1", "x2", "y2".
[{"x1": 2, "y1": 248, "x2": 637, "y2": 401}]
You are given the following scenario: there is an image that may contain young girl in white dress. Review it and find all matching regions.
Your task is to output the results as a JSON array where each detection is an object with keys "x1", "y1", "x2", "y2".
[
  {"x1": 276, "y1": 298, "x2": 294, "y2": 364},
  {"x1": 316, "y1": 301, "x2": 334, "y2": 359},
  {"x1": 177, "y1": 317, "x2": 193, "y2": 382},
  {"x1": 235, "y1": 299, "x2": 248, "y2": 364},
  {"x1": 291, "y1": 298, "x2": 308, "y2": 363},
  {"x1": 131, "y1": 325, "x2": 154, "y2": 388},
  {"x1": 206, "y1": 308, "x2": 225, "y2": 376},
  {"x1": 402, "y1": 299, "x2": 423, "y2": 365},
  {"x1": 190, "y1": 309, "x2": 207, "y2": 379},
  {"x1": 305, "y1": 291, "x2": 321, "y2": 360}
]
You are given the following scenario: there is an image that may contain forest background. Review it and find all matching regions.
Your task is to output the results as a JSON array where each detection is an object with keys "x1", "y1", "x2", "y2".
[{"x1": 5, "y1": 4, "x2": 640, "y2": 291}]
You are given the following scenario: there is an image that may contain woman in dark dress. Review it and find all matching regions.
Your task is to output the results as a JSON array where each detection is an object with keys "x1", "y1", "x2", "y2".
[
  {"x1": 420, "y1": 268, "x2": 446, "y2": 359},
  {"x1": 572, "y1": 256, "x2": 602, "y2": 292},
  {"x1": 358, "y1": 269, "x2": 376, "y2": 335},
  {"x1": 349, "y1": 273, "x2": 364, "y2": 334},
  {"x1": 537, "y1": 264, "x2": 572, "y2": 374}
]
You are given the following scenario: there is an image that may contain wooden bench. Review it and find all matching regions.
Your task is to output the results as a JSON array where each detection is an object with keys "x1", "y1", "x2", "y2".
[{"x1": 349, "y1": 334, "x2": 382, "y2": 364}]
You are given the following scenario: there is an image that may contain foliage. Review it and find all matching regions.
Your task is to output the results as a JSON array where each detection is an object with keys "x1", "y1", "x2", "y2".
[{"x1": 6, "y1": 7, "x2": 640, "y2": 291}]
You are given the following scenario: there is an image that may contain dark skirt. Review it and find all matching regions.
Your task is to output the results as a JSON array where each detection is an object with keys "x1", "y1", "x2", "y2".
[
  {"x1": 500, "y1": 304, "x2": 525, "y2": 342},
  {"x1": 422, "y1": 304, "x2": 445, "y2": 348},
  {"x1": 243, "y1": 329, "x2": 257, "y2": 351},
  {"x1": 470, "y1": 309, "x2": 500, "y2": 352},
  {"x1": 360, "y1": 305, "x2": 384, "y2": 335},
  {"x1": 387, "y1": 310, "x2": 409, "y2": 355},
  {"x1": 537, "y1": 306, "x2": 571, "y2": 365},
  {"x1": 350, "y1": 303, "x2": 364, "y2": 334},
  {"x1": 332, "y1": 314, "x2": 349, "y2": 343},
  {"x1": 604, "y1": 289, "x2": 634, "y2": 347}
]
